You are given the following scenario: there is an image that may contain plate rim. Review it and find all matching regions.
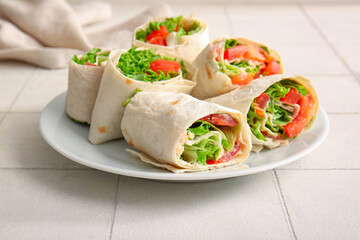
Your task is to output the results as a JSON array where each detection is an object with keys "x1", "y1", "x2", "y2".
[{"x1": 39, "y1": 92, "x2": 329, "y2": 181}]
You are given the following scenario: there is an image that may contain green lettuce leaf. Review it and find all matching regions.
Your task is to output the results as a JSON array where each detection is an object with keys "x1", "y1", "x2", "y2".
[
  {"x1": 182, "y1": 120, "x2": 232, "y2": 165},
  {"x1": 123, "y1": 88, "x2": 142, "y2": 107},
  {"x1": 117, "y1": 47, "x2": 185, "y2": 82},
  {"x1": 72, "y1": 48, "x2": 109, "y2": 66}
]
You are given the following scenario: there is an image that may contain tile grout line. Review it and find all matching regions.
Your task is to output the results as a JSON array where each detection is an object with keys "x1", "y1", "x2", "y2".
[
  {"x1": 6, "y1": 67, "x2": 37, "y2": 113},
  {"x1": 272, "y1": 169, "x2": 297, "y2": 240},
  {"x1": 107, "y1": 175, "x2": 122, "y2": 240},
  {"x1": 298, "y1": 3, "x2": 360, "y2": 84}
]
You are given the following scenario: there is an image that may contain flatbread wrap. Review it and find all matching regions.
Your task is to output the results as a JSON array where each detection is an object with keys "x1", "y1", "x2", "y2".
[
  {"x1": 191, "y1": 36, "x2": 283, "y2": 99},
  {"x1": 121, "y1": 91, "x2": 252, "y2": 173},
  {"x1": 65, "y1": 48, "x2": 110, "y2": 124},
  {"x1": 206, "y1": 74, "x2": 319, "y2": 152},
  {"x1": 89, "y1": 47, "x2": 197, "y2": 145},
  {"x1": 133, "y1": 15, "x2": 209, "y2": 62}
]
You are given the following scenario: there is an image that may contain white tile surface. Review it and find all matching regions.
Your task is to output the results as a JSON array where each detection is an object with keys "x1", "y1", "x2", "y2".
[
  {"x1": 277, "y1": 170, "x2": 360, "y2": 239},
  {"x1": 278, "y1": 114, "x2": 360, "y2": 169},
  {"x1": 10, "y1": 69, "x2": 68, "y2": 112},
  {"x1": 0, "y1": 68, "x2": 33, "y2": 112},
  {"x1": 0, "y1": 170, "x2": 118, "y2": 240},
  {"x1": 308, "y1": 75, "x2": 360, "y2": 113},
  {"x1": 0, "y1": 113, "x2": 85, "y2": 169},
  {"x1": 275, "y1": 43, "x2": 349, "y2": 75},
  {"x1": 112, "y1": 173, "x2": 293, "y2": 240},
  {"x1": 227, "y1": 4, "x2": 324, "y2": 45},
  {"x1": 303, "y1": 4, "x2": 360, "y2": 45},
  {"x1": 331, "y1": 45, "x2": 360, "y2": 80}
]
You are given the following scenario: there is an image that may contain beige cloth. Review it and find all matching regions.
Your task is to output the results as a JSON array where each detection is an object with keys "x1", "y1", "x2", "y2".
[{"x1": 0, "y1": 0, "x2": 172, "y2": 69}]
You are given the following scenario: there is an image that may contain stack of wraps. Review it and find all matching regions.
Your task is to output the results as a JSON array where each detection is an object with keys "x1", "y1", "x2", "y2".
[
  {"x1": 89, "y1": 48, "x2": 197, "y2": 145},
  {"x1": 191, "y1": 36, "x2": 283, "y2": 99},
  {"x1": 133, "y1": 16, "x2": 209, "y2": 62},
  {"x1": 207, "y1": 74, "x2": 319, "y2": 152},
  {"x1": 122, "y1": 92, "x2": 252, "y2": 173}
]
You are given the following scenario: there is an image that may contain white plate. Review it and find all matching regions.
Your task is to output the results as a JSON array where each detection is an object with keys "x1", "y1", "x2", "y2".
[{"x1": 40, "y1": 92, "x2": 329, "y2": 182}]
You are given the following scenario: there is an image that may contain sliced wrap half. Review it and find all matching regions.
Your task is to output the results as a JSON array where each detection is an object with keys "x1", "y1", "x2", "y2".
[
  {"x1": 65, "y1": 48, "x2": 110, "y2": 124},
  {"x1": 207, "y1": 74, "x2": 319, "y2": 152},
  {"x1": 191, "y1": 36, "x2": 283, "y2": 99},
  {"x1": 132, "y1": 15, "x2": 209, "y2": 62},
  {"x1": 121, "y1": 92, "x2": 252, "y2": 173},
  {"x1": 89, "y1": 48, "x2": 197, "y2": 145}
]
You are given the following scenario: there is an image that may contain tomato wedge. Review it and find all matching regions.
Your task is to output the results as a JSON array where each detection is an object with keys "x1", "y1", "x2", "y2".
[
  {"x1": 284, "y1": 94, "x2": 314, "y2": 138},
  {"x1": 149, "y1": 59, "x2": 181, "y2": 75},
  {"x1": 261, "y1": 59, "x2": 280, "y2": 76},
  {"x1": 148, "y1": 36, "x2": 166, "y2": 46},
  {"x1": 281, "y1": 88, "x2": 302, "y2": 105},
  {"x1": 200, "y1": 113, "x2": 238, "y2": 127},
  {"x1": 85, "y1": 62, "x2": 97, "y2": 66},
  {"x1": 146, "y1": 25, "x2": 169, "y2": 42},
  {"x1": 231, "y1": 72, "x2": 254, "y2": 85},
  {"x1": 243, "y1": 45, "x2": 266, "y2": 62},
  {"x1": 255, "y1": 93, "x2": 270, "y2": 109},
  {"x1": 224, "y1": 45, "x2": 248, "y2": 61}
]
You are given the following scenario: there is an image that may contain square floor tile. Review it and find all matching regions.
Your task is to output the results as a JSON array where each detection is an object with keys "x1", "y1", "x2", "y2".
[
  {"x1": 227, "y1": 4, "x2": 324, "y2": 46},
  {"x1": 0, "y1": 113, "x2": 86, "y2": 168},
  {"x1": 0, "y1": 68, "x2": 33, "y2": 112},
  {"x1": 332, "y1": 44, "x2": 360, "y2": 81},
  {"x1": 0, "y1": 170, "x2": 118, "y2": 240},
  {"x1": 303, "y1": 4, "x2": 360, "y2": 45},
  {"x1": 277, "y1": 170, "x2": 360, "y2": 239},
  {"x1": 274, "y1": 43, "x2": 349, "y2": 75},
  {"x1": 10, "y1": 69, "x2": 68, "y2": 112},
  {"x1": 112, "y1": 172, "x2": 292, "y2": 239},
  {"x1": 279, "y1": 114, "x2": 360, "y2": 169},
  {"x1": 308, "y1": 75, "x2": 360, "y2": 113}
]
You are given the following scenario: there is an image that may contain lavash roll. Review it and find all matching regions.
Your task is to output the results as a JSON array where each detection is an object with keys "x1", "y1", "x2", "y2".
[
  {"x1": 132, "y1": 16, "x2": 209, "y2": 62},
  {"x1": 121, "y1": 91, "x2": 252, "y2": 173},
  {"x1": 191, "y1": 36, "x2": 283, "y2": 99},
  {"x1": 206, "y1": 74, "x2": 319, "y2": 152},
  {"x1": 88, "y1": 48, "x2": 197, "y2": 145},
  {"x1": 65, "y1": 59, "x2": 105, "y2": 124}
]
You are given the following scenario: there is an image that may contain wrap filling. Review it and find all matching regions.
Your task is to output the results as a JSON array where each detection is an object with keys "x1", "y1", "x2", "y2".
[
  {"x1": 247, "y1": 80, "x2": 315, "y2": 141},
  {"x1": 179, "y1": 113, "x2": 241, "y2": 165},
  {"x1": 216, "y1": 39, "x2": 281, "y2": 86},
  {"x1": 72, "y1": 48, "x2": 110, "y2": 66},
  {"x1": 118, "y1": 48, "x2": 188, "y2": 82},
  {"x1": 136, "y1": 16, "x2": 202, "y2": 46}
]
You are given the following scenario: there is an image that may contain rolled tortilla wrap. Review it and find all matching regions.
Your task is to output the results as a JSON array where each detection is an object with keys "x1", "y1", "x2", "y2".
[
  {"x1": 65, "y1": 49, "x2": 110, "y2": 124},
  {"x1": 121, "y1": 91, "x2": 252, "y2": 173},
  {"x1": 207, "y1": 74, "x2": 319, "y2": 152},
  {"x1": 89, "y1": 48, "x2": 197, "y2": 145},
  {"x1": 132, "y1": 15, "x2": 209, "y2": 62},
  {"x1": 191, "y1": 36, "x2": 283, "y2": 99}
]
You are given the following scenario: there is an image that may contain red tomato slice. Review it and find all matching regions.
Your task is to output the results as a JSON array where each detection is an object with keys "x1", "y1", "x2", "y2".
[
  {"x1": 200, "y1": 113, "x2": 238, "y2": 127},
  {"x1": 255, "y1": 93, "x2": 270, "y2": 109},
  {"x1": 261, "y1": 59, "x2": 280, "y2": 76},
  {"x1": 148, "y1": 36, "x2": 167, "y2": 46},
  {"x1": 217, "y1": 141, "x2": 242, "y2": 163},
  {"x1": 231, "y1": 72, "x2": 254, "y2": 85},
  {"x1": 85, "y1": 62, "x2": 97, "y2": 66},
  {"x1": 284, "y1": 94, "x2": 314, "y2": 138},
  {"x1": 281, "y1": 88, "x2": 302, "y2": 105},
  {"x1": 146, "y1": 25, "x2": 169, "y2": 42},
  {"x1": 149, "y1": 59, "x2": 181, "y2": 75},
  {"x1": 224, "y1": 45, "x2": 248, "y2": 61}
]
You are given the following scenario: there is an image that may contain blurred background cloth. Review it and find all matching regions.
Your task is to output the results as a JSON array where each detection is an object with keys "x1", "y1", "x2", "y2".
[{"x1": 0, "y1": 0, "x2": 172, "y2": 69}]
